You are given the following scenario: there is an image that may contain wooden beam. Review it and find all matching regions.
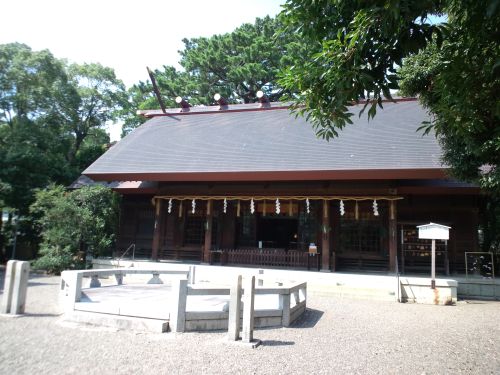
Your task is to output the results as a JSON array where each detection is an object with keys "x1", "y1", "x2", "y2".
[{"x1": 147, "y1": 67, "x2": 167, "y2": 114}]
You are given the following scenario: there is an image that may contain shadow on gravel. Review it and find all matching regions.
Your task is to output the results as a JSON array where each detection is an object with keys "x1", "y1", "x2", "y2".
[
  {"x1": 290, "y1": 308, "x2": 324, "y2": 329},
  {"x1": 28, "y1": 281, "x2": 59, "y2": 287},
  {"x1": 261, "y1": 340, "x2": 295, "y2": 346},
  {"x1": 24, "y1": 313, "x2": 61, "y2": 318}
]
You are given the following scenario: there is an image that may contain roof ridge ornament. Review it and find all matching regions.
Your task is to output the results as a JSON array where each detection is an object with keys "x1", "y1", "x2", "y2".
[
  {"x1": 214, "y1": 93, "x2": 229, "y2": 110},
  {"x1": 256, "y1": 90, "x2": 270, "y2": 108},
  {"x1": 175, "y1": 96, "x2": 191, "y2": 112}
]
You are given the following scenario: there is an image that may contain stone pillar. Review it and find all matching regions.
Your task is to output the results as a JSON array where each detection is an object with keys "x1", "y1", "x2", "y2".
[
  {"x1": 151, "y1": 198, "x2": 164, "y2": 261},
  {"x1": 279, "y1": 292, "x2": 291, "y2": 327},
  {"x1": 321, "y1": 200, "x2": 331, "y2": 271},
  {"x1": 228, "y1": 275, "x2": 242, "y2": 341},
  {"x1": 10, "y1": 261, "x2": 29, "y2": 314},
  {"x1": 389, "y1": 200, "x2": 397, "y2": 273},
  {"x1": 242, "y1": 276, "x2": 255, "y2": 343},
  {"x1": 188, "y1": 266, "x2": 196, "y2": 285},
  {"x1": 203, "y1": 200, "x2": 213, "y2": 263},
  {"x1": 170, "y1": 278, "x2": 188, "y2": 333},
  {"x1": 1, "y1": 260, "x2": 29, "y2": 315},
  {"x1": 1, "y1": 260, "x2": 17, "y2": 314},
  {"x1": 60, "y1": 271, "x2": 83, "y2": 313}
]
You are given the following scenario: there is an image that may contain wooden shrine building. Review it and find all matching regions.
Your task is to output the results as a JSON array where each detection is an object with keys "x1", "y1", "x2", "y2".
[{"x1": 83, "y1": 99, "x2": 481, "y2": 274}]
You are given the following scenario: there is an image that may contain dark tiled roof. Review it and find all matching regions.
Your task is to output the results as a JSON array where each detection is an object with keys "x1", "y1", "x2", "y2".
[{"x1": 84, "y1": 100, "x2": 445, "y2": 179}]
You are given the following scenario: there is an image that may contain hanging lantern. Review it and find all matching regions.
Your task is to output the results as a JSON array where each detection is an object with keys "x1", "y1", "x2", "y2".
[
  {"x1": 223, "y1": 198, "x2": 227, "y2": 214},
  {"x1": 373, "y1": 200, "x2": 379, "y2": 216},
  {"x1": 191, "y1": 199, "x2": 196, "y2": 214},
  {"x1": 168, "y1": 198, "x2": 172, "y2": 214},
  {"x1": 340, "y1": 200, "x2": 345, "y2": 216},
  {"x1": 250, "y1": 198, "x2": 255, "y2": 214},
  {"x1": 306, "y1": 198, "x2": 310, "y2": 214},
  {"x1": 276, "y1": 198, "x2": 280, "y2": 214}
]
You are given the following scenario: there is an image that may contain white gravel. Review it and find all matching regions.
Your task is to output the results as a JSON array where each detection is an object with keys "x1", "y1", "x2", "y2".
[{"x1": 0, "y1": 271, "x2": 499, "y2": 375}]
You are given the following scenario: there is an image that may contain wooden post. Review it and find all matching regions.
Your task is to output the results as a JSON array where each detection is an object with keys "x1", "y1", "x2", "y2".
[
  {"x1": 151, "y1": 199, "x2": 163, "y2": 261},
  {"x1": 321, "y1": 200, "x2": 330, "y2": 272},
  {"x1": 389, "y1": 200, "x2": 397, "y2": 272},
  {"x1": 203, "y1": 200, "x2": 212, "y2": 263}
]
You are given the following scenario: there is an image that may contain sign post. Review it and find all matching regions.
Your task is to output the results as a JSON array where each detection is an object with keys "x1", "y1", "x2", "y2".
[{"x1": 417, "y1": 223, "x2": 451, "y2": 289}]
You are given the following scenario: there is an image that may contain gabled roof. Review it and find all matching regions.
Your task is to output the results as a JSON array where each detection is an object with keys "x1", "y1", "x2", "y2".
[{"x1": 84, "y1": 99, "x2": 447, "y2": 182}]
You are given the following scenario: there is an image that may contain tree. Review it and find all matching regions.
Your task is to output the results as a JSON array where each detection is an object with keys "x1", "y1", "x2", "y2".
[
  {"x1": 278, "y1": 1, "x2": 499, "y2": 193},
  {"x1": 0, "y1": 43, "x2": 73, "y2": 217},
  {"x1": 0, "y1": 43, "x2": 126, "y2": 260},
  {"x1": 122, "y1": 16, "x2": 311, "y2": 135},
  {"x1": 0, "y1": 43, "x2": 71, "y2": 125},
  {"x1": 30, "y1": 185, "x2": 120, "y2": 274},
  {"x1": 64, "y1": 63, "x2": 127, "y2": 165}
]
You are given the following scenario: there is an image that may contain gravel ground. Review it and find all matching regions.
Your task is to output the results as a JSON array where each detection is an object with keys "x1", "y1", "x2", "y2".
[{"x1": 0, "y1": 271, "x2": 499, "y2": 375}]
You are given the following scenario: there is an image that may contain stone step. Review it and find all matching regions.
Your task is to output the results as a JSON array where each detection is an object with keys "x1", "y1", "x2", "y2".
[
  {"x1": 64, "y1": 310, "x2": 169, "y2": 333},
  {"x1": 308, "y1": 285, "x2": 397, "y2": 301}
]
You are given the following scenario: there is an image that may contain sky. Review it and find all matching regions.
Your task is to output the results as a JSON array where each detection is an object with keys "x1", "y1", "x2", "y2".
[{"x1": 1, "y1": 0, "x2": 285, "y2": 140}]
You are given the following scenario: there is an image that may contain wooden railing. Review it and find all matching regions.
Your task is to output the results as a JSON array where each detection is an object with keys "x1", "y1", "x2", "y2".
[
  {"x1": 159, "y1": 248, "x2": 202, "y2": 261},
  {"x1": 213, "y1": 248, "x2": 320, "y2": 270}
]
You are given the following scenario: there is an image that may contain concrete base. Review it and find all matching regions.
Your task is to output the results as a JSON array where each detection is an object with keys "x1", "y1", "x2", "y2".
[
  {"x1": 0, "y1": 313, "x2": 24, "y2": 319},
  {"x1": 64, "y1": 311, "x2": 169, "y2": 333},
  {"x1": 225, "y1": 338, "x2": 262, "y2": 349},
  {"x1": 400, "y1": 278, "x2": 457, "y2": 305}
]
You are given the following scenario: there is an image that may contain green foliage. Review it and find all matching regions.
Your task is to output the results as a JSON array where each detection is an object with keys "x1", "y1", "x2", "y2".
[
  {"x1": 30, "y1": 185, "x2": 119, "y2": 273},
  {"x1": 65, "y1": 62, "x2": 127, "y2": 163},
  {"x1": 398, "y1": 2, "x2": 500, "y2": 194},
  {"x1": 279, "y1": 0, "x2": 500, "y2": 194},
  {"x1": 0, "y1": 43, "x2": 125, "y2": 255},
  {"x1": 122, "y1": 16, "x2": 311, "y2": 135},
  {"x1": 0, "y1": 43, "x2": 71, "y2": 123},
  {"x1": 278, "y1": 0, "x2": 443, "y2": 138}
]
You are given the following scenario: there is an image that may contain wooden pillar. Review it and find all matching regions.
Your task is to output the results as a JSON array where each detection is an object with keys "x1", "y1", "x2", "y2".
[
  {"x1": 331, "y1": 205, "x2": 340, "y2": 272},
  {"x1": 151, "y1": 198, "x2": 163, "y2": 261},
  {"x1": 389, "y1": 200, "x2": 397, "y2": 272},
  {"x1": 203, "y1": 200, "x2": 213, "y2": 263},
  {"x1": 321, "y1": 200, "x2": 330, "y2": 271}
]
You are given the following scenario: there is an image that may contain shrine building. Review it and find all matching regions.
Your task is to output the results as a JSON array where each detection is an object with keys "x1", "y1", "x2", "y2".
[{"x1": 83, "y1": 98, "x2": 480, "y2": 274}]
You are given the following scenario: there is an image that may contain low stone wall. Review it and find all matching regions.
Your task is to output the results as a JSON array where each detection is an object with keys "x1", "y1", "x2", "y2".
[
  {"x1": 60, "y1": 267, "x2": 307, "y2": 333},
  {"x1": 179, "y1": 282, "x2": 307, "y2": 332},
  {"x1": 457, "y1": 278, "x2": 500, "y2": 300},
  {"x1": 400, "y1": 277, "x2": 457, "y2": 305}
]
